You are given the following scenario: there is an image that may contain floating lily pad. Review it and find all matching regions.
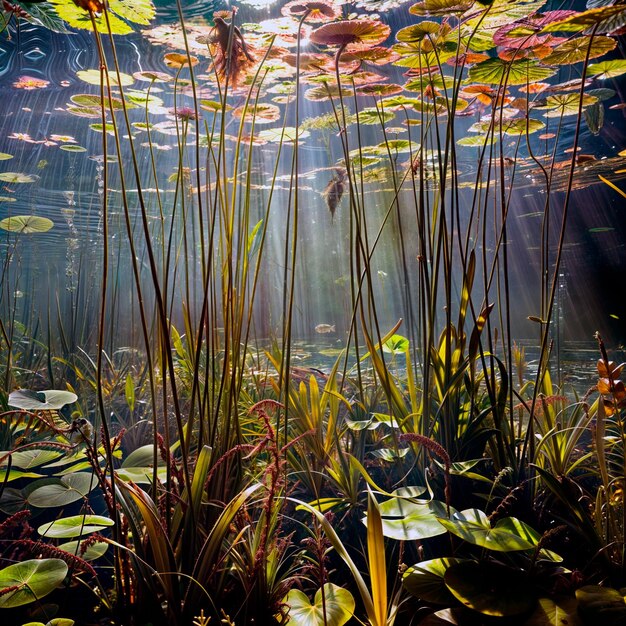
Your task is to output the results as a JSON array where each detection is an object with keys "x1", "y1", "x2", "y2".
[
  {"x1": 60, "y1": 144, "x2": 87, "y2": 152},
  {"x1": 542, "y1": 36, "x2": 616, "y2": 66},
  {"x1": 444, "y1": 561, "x2": 536, "y2": 617},
  {"x1": 0, "y1": 152, "x2": 13, "y2": 160},
  {"x1": 587, "y1": 60, "x2": 626, "y2": 80},
  {"x1": 537, "y1": 93, "x2": 598, "y2": 117},
  {"x1": 468, "y1": 58, "x2": 556, "y2": 86},
  {"x1": 38, "y1": 515, "x2": 114, "y2": 539},
  {"x1": 8, "y1": 389, "x2": 76, "y2": 409},
  {"x1": 28, "y1": 473, "x2": 96, "y2": 508},
  {"x1": 0, "y1": 172, "x2": 38, "y2": 184},
  {"x1": 0, "y1": 559, "x2": 68, "y2": 608},
  {"x1": 57, "y1": 539, "x2": 109, "y2": 562},
  {"x1": 0, "y1": 216, "x2": 54, "y2": 234},
  {"x1": 75, "y1": 68, "x2": 134, "y2": 86}
]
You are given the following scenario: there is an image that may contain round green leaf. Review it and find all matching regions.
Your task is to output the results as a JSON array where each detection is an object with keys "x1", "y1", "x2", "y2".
[
  {"x1": 444, "y1": 561, "x2": 536, "y2": 617},
  {"x1": 0, "y1": 559, "x2": 68, "y2": 608},
  {"x1": 542, "y1": 36, "x2": 616, "y2": 66},
  {"x1": 28, "y1": 473, "x2": 96, "y2": 508},
  {"x1": 284, "y1": 583, "x2": 355, "y2": 626},
  {"x1": 38, "y1": 515, "x2": 114, "y2": 539},
  {"x1": 57, "y1": 539, "x2": 109, "y2": 561},
  {"x1": 0, "y1": 172, "x2": 38, "y2": 183},
  {"x1": 8, "y1": 389, "x2": 76, "y2": 410},
  {"x1": 587, "y1": 60, "x2": 626, "y2": 80},
  {"x1": 59, "y1": 145, "x2": 87, "y2": 152},
  {"x1": 403, "y1": 557, "x2": 468, "y2": 604},
  {"x1": 0, "y1": 216, "x2": 53, "y2": 234},
  {"x1": 468, "y1": 58, "x2": 556, "y2": 86},
  {"x1": 75, "y1": 69, "x2": 134, "y2": 86},
  {"x1": 368, "y1": 498, "x2": 448, "y2": 541},
  {"x1": 3, "y1": 449, "x2": 64, "y2": 470}
]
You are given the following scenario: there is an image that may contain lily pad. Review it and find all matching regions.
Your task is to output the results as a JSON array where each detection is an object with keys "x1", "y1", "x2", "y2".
[
  {"x1": 468, "y1": 58, "x2": 556, "y2": 86},
  {"x1": 0, "y1": 152, "x2": 13, "y2": 160},
  {"x1": 75, "y1": 69, "x2": 134, "y2": 86},
  {"x1": 8, "y1": 389, "x2": 76, "y2": 410},
  {"x1": 28, "y1": 473, "x2": 96, "y2": 508},
  {"x1": 283, "y1": 583, "x2": 355, "y2": 626},
  {"x1": 0, "y1": 559, "x2": 68, "y2": 608},
  {"x1": 0, "y1": 172, "x2": 38, "y2": 183},
  {"x1": 38, "y1": 515, "x2": 114, "y2": 539},
  {"x1": 542, "y1": 36, "x2": 616, "y2": 66},
  {"x1": 587, "y1": 59, "x2": 626, "y2": 80},
  {"x1": 57, "y1": 539, "x2": 109, "y2": 561},
  {"x1": 444, "y1": 561, "x2": 536, "y2": 617}
]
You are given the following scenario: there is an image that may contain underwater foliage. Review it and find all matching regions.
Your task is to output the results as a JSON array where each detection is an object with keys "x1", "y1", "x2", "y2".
[{"x1": 1, "y1": 0, "x2": 626, "y2": 624}]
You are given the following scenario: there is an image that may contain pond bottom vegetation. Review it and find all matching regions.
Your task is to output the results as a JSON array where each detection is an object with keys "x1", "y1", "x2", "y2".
[{"x1": 2, "y1": 0, "x2": 626, "y2": 625}]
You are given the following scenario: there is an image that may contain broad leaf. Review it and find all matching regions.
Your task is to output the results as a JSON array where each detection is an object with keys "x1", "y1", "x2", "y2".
[
  {"x1": 284, "y1": 583, "x2": 355, "y2": 626},
  {"x1": 0, "y1": 559, "x2": 68, "y2": 608},
  {"x1": 38, "y1": 515, "x2": 114, "y2": 539}
]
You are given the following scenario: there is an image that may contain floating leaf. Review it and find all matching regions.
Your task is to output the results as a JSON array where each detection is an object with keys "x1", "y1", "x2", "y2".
[
  {"x1": 283, "y1": 583, "x2": 355, "y2": 626},
  {"x1": 0, "y1": 172, "x2": 38, "y2": 183},
  {"x1": 536, "y1": 93, "x2": 598, "y2": 117},
  {"x1": 542, "y1": 36, "x2": 616, "y2": 65},
  {"x1": 0, "y1": 559, "x2": 68, "y2": 608},
  {"x1": 60, "y1": 144, "x2": 87, "y2": 152},
  {"x1": 38, "y1": 514, "x2": 114, "y2": 539},
  {"x1": 8, "y1": 389, "x2": 76, "y2": 409},
  {"x1": 1, "y1": 450, "x2": 64, "y2": 470},
  {"x1": 456, "y1": 135, "x2": 498, "y2": 147},
  {"x1": 587, "y1": 59, "x2": 626, "y2": 80},
  {"x1": 444, "y1": 561, "x2": 536, "y2": 617},
  {"x1": 28, "y1": 473, "x2": 96, "y2": 508},
  {"x1": 0, "y1": 152, "x2": 13, "y2": 160},
  {"x1": 468, "y1": 58, "x2": 556, "y2": 86},
  {"x1": 75, "y1": 69, "x2": 134, "y2": 86},
  {"x1": 57, "y1": 539, "x2": 108, "y2": 562},
  {"x1": 257, "y1": 127, "x2": 310, "y2": 142},
  {"x1": 539, "y1": 5, "x2": 626, "y2": 33}
]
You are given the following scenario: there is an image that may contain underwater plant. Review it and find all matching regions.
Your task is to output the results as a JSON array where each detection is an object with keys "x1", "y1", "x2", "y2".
[{"x1": 2, "y1": 0, "x2": 626, "y2": 624}]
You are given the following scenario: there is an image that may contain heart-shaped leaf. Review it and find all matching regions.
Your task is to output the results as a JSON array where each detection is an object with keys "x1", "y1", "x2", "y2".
[
  {"x1": 28, "y1": 473, "x2": 96, "y2": 508},
  {"x1": 0, "y1": 559, "x2": 68, "y2": 608},
  {"x1": 283, "y1": 583, "x2": 355, "y2": 626}
]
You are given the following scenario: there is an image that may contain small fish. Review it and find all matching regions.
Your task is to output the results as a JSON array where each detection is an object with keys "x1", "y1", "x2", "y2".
[
  {"x1": 321, "y1": 167, "x2": 347, "y2": 222},
  {"x1": 315, "y1": 324, "x2": 336, "y2": 334}
]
